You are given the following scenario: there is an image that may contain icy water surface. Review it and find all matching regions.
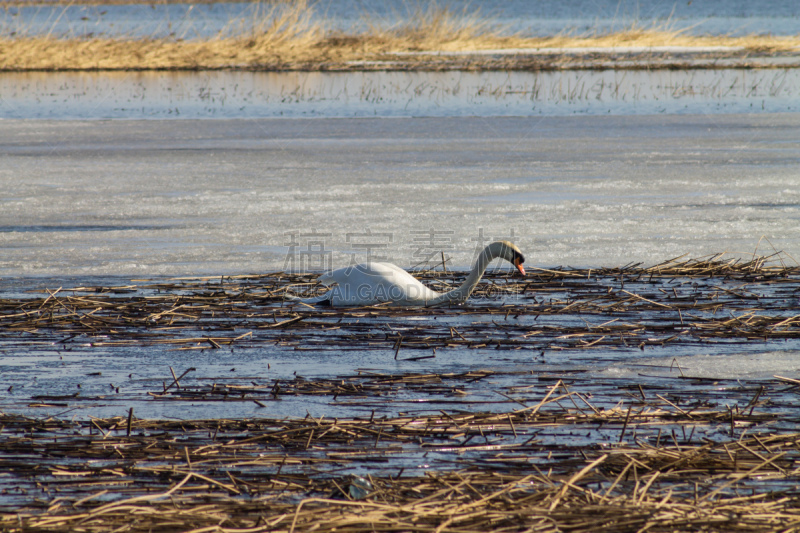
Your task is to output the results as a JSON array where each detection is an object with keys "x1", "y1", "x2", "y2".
[
  {"x1": 2, "y1": 109, "x2": 800, "y2": 422},
  {"x1": 1, "y1": 62, "x2": 800, "y2": 427},
  {"x1": 3, "y1": 0, "x2": 800, "y2": 39},
  {"x1": 2, "y1": 113, "x2": 798, "y2": 278},
  {"x1": 2, "y1": 69, "x2": 800, "y2": 119}
]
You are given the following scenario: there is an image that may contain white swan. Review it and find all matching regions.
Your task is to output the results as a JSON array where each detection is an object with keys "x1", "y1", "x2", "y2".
[{"x1": 293, "y1": 241, "x2": 525, "y2": 307}]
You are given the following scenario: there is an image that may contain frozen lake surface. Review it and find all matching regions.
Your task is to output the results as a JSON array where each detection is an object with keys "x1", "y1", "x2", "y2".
[
  {"x1": 1, "y1": 113, "x2": 798, "y2": 278},
  {"x1": 1, "y1": 66, "x2": 799, "y2": 423}
]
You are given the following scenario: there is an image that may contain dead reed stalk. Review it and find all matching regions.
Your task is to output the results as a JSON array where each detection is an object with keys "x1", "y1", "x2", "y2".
[
  {"x1": 1, "y1": 2, "x2": 798, "y2": 71},
  {"x1": 1, "y1": 380, "x2": 799, "y2": 532}
]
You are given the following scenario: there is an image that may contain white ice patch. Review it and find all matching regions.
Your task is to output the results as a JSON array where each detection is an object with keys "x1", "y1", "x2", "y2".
[{"x1": 602, "y1": 351, "x2": 800, "y2": 380}]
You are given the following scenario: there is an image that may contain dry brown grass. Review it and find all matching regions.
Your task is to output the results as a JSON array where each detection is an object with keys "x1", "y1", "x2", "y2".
[
  {"x1": 1, "y1": 1, "x2": 799, "y2": 71},
  {"x1": 542, "y1": 29, "x2": 800, "y2": 52},
  {"x1": 3, "y1": 379, "x2": 800, "y2": 532},
  {"x1": 0, "y1": 257, "x2": 799, "y2": 530}
]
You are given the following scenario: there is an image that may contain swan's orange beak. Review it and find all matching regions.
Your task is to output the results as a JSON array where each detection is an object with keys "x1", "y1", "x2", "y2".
[{"x1": 514, "y1": 257, "x2": 526, "y2": 276}]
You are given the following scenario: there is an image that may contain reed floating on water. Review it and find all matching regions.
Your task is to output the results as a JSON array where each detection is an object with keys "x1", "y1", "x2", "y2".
[
  {"x1": 1, "y1": 253, "x2": 799, "y2": 531},
  {"x1": 2, "y1": 253, "x2": 798, "y2": 354},
  {"x1": 1, "y1": 377, "x2": 800, "y2": 531}
]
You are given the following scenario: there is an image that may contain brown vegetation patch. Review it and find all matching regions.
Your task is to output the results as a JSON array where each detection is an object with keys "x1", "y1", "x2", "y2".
[
  {"x1": 1, "y1": 253, "x2": 800, "y2": 530},
  {"x1": 2, "y1": 252, "x2": 798, "y2": 354},
  {"x1": 1, "y1": 2, "x2": 799, "y2": 71},
  {"x1": 2, "y1": 380, "x2": 800, "y2": 531}
]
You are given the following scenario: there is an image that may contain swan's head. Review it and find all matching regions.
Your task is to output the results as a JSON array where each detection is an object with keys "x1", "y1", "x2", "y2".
[{"x1": 495, "y1": 241, "x2": 526, "y2": 276}]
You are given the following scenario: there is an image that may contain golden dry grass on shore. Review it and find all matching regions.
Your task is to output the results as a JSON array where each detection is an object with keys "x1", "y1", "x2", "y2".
[{"x1": 1, "y1": 1, "x2": 799, "y2": 71}]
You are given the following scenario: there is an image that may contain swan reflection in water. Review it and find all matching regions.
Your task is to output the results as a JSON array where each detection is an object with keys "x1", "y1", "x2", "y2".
[{"x1": 292, "y1": 241, "x2": 525, "y2": 307}]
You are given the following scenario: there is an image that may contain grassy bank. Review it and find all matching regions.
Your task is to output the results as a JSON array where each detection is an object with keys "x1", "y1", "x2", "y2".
[{"x1": 2, "y1": 1, "x2": 800, "y2": 71}]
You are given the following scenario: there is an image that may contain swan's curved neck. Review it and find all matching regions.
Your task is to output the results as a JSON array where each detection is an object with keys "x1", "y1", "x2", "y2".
[{"x1": 426, "y1": 243, "x2": 504, "y2": 307}]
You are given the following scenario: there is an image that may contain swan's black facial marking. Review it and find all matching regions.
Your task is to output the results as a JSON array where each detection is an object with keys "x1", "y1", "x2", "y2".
[{"x1": 496, "y1": 241, "x2": 525, "y2": 275}]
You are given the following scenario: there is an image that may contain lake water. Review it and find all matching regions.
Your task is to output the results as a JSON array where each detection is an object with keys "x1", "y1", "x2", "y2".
[
  {"x1": 1, "y1": 59, "x2": 800, "y2": 424},
  {"x1": 2, "y1": 111, "x2": 799, "y2": 277},
  {"x1": 1, "y1": 68, "x2": 799, "y2": 279},
  {"x1": 3, "y1": 69, "x2": 800, "y2": 120},
  {"x1": 3, "y1": 0, "x2": 800, "y2": 39},
  {"x1": 1, "y1": 6, "x2": 799, "y2": 521}
]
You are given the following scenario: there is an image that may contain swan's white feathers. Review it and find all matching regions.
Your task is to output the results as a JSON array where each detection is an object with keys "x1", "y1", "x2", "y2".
[
  {"x1": 295, "y1": 241, "x2": 526, "y2": 307},
  {"x1": 319, "y1": 262, "x2": 439, "y2": 306}
]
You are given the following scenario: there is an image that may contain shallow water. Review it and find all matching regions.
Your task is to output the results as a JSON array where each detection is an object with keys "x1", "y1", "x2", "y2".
[
  {"x1": 2, "y1": 69, "x2": 799, "y2": 120},
  {"x1": 602, "y1": 350, "x2": 800, "y2": 380},
  {"x1": 1, "y1": 62, "x2": 800, "y2": 427},
  {"x1": 3, "y1": 270, "x2": 799, "y2": 423},
  {"x1": 5, "y1": 327, "x2": 799, "y2": 421},
  {"x1": 3, "y1": 0, "x2": 800, "y2": 39}
]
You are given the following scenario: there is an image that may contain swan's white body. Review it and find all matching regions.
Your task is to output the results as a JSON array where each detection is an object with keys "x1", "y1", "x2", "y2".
[{"x1": 294, "y1": 241, "x2": 525, "y2": 307}]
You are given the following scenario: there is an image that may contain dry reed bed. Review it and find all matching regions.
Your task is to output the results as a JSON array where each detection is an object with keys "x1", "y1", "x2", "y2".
[
  {"x1": 2, "y1": 2, "x2": 799, "y2": 71},
  {"x1": 2, "y1": 253, "x2": 798, "y2": 358},
  {"x1": 1, "y1": 377, "x2": 800, "y2": 531},
  {"x1": 2, "y1": 254, "x2": 800, "y2": 530}
]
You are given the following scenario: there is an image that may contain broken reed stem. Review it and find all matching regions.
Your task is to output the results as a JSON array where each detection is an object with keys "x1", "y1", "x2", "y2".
[
  {"x1": 164, "y1": 367, "x2": 196, "y2": 393},
  {"x1": 2, "y1": 377, "x2": 799, "y2": 532},
  {"x1": 619, "y1": 405, "x2": 632, "y2": 442},
  {"x1": 1, "y1": 256, "x2": 799, "y2": 530}
]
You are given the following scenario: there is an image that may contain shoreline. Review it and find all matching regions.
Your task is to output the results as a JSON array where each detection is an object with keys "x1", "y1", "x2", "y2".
[
  {"x1": 343, "y1": 47, "x2": 800, "y2": 72},
  {"x1": 3, "y1": 2, "x2": 800, "y2": 73}
]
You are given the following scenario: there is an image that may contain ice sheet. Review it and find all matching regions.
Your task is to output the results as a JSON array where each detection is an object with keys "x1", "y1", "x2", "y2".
[
  {"x1": 602, "y1": 351, "x2": 800, "y2": 380},
  {"x1": 1, "y1": 113, "x2": 798, "y2": 277}
]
